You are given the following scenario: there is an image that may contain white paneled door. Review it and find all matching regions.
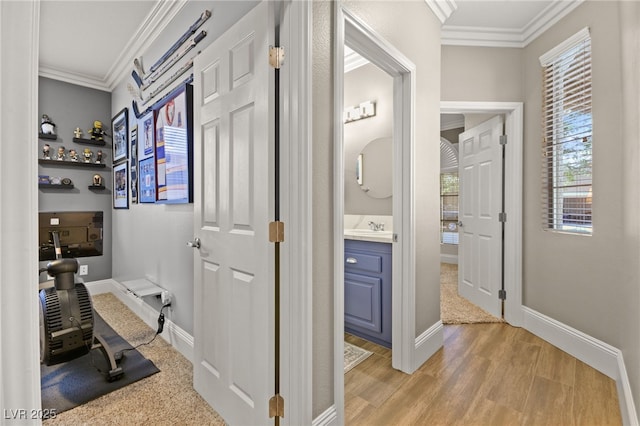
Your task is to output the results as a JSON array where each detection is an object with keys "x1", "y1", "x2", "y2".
[
  {"x1": 192, "y1": 2, "x2": 274, "y2": 424},
  {"x1": 458, "y1": 115, "x2": 504, "y2": 318}
]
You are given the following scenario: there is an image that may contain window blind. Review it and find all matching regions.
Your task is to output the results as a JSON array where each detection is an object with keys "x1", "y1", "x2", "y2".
[{"x1": 540, "y1": 28, "x2": 592, "y2": 234}]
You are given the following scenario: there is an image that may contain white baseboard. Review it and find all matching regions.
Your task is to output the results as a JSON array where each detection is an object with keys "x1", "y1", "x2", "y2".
[
  {"x1": 440, "y1": 254, "x2": 458, "y2": 264},
  {"x1": 312, "y1": 405, "x2": 338, "y2": 426},
  {"x1": 412, "y1": 320, "x2": 444, "y2": 372},
  {"x1": 522, "y1": 307, "x2": 638, "y2": 426},
  {"x1": 85, "y1": 279, "x2": 194, "y2": 363}
]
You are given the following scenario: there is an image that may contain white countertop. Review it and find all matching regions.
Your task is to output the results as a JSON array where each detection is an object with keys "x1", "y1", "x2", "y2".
[{"x1": 344, "y1": 229, "x2": 393, "y2": 243}]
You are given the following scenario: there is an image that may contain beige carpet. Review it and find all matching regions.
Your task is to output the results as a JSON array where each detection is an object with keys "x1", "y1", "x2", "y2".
[
  {"x1": 45, "y1": 293, "x2": 225, "y2": 425},
  {"x1": 440, "y1": 263, "x2": 504, "y2": 324},
  {"x1": 344, "y1": 342, "x2": 372, "y2": 373}
]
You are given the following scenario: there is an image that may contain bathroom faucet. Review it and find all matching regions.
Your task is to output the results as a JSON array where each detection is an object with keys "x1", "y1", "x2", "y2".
[{"x1": 368, "y1": 221, "x2": 384, "y2": 231}]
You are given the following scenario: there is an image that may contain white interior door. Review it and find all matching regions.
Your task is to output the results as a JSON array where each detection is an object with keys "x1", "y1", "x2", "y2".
[
  {"x1": 192, "y1": 2, "x2": 274, "y2": 424},
  {"x1": 458, "y1": 115, "x2": 503, "y2": 318}
]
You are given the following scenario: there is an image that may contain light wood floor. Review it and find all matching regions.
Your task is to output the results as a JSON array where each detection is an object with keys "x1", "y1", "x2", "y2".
[{"x1": 345, "y1": 324, "x2": 622, "y2": 425}]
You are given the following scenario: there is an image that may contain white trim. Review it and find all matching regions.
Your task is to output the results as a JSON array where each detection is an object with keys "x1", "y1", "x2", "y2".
[
  {"x1": 279, "y1": 1, "x2": 313, "y2": 424},
  {"x1": 85, "y1": 280, "x2": 195, "y2": 362},
  {"x1": 312, "y1": 405, "x2": 338, "y2": 426},
  {"x1": 617, "y1": 354, "x2": 640, "y2": 426},
  {"x1": 424, "y1": 0, "x2": 457, "y2": 24},
  {"x1": 522, "y1": 307, "x2": 639, "y2": 426},
  {"x1": 440, "y1": 253, "x2": 458, "y2": 264},
  {"x1": 440, "y1": 101, "x2": 524, "y2": 327},
  {"x1": 0, "y1": 0, "x2": 42, "y2": 414},
  {"x1": 412, "y1": 321, "x2": 444, "y2": 372},
  {"x1": 334, "y1": 5, "x2": 418, "y2": 422},
  {"x1": 539, "y1": 26, "x2": 590, "y2": 66},
  {"x1": 441, "y1": 0, "x2": 584, "y2": 48},
  {"x1": 38, "y1": 66, "x2": 111, "y2": 92}
]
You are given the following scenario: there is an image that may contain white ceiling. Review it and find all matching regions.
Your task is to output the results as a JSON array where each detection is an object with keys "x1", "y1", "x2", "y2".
[{"x1": 39, "y1": 0, "x2": 584, "y2": 91}]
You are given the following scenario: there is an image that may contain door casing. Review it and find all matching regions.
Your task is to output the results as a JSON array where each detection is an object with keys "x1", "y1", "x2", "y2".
[
  {"x1": 334, "y1": 4, "x2": 417, "y2": 425},
  {"x1": 441, "y1": 101, "x2": 524, "y2": 326}
]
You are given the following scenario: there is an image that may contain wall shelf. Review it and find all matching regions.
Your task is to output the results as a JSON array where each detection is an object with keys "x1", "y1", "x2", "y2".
[
  {"x1": 88, "y1": 185, "x2": 106, "y2": 190},
  {"x1": 39, "y1": 133, "x2": 57, "y2": 141},
  {"x1": 39, "y1": 159, "x2": 107, "y2": 169},
  {"x1": 73, "y1": 137, "x2": 106, "y2": 146},
  {"x1": 39, "y1": 183, "x2": 74, "y2": 189}
]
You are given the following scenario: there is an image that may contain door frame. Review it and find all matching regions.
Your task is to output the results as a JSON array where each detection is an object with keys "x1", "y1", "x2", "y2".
[
  {"x1": 441, "y1": 101, "x2": 523, "y2": 326},
  {"x1": 334, "y1": 4, "x2": 417, "y2": 423}
]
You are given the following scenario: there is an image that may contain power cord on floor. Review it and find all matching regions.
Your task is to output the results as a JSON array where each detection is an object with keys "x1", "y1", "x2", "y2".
[{"x1": 115, "y1": 303, "x2": 171, "y2": 359}]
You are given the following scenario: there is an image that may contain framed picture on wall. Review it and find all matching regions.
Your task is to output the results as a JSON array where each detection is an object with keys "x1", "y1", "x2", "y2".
[
  {"x1": 112, "y1": 107, "x2": 129, "y2": 163},
  {"x1": 113, "y1": 161, "x2": 129, "y2": 209},
  {"x1": 138, "y1": 110, "x2": 154, "y2": 160},
  {"x1": 139, "y1": 157, "x2": 156, "y2": 203},
  {"x1": 130, "y1": 125, "x2": 138, "y2": 204},
  {"x1": 154, "y1": 84, "x2": 193, "y2": 204}
]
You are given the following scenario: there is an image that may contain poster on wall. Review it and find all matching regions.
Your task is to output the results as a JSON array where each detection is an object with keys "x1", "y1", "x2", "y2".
[
  {"x1": 130, "y1": 125, "x2": 138, "y2": 204},
  {"x1": 138, "y1": 111, "x2": 154, "y2": 160},
  {"x1": 113, "y1": 161, "x2": 129, "y2": 209},
  {"x1": 154, "y1": 84, "x2": 193, "y2": 204},
  {"x1": 111, "y1": 108, "x2": 129, "y2": 163},
  {"x1": 139, "y1": 157, "x2": 156, "y2": 203}
]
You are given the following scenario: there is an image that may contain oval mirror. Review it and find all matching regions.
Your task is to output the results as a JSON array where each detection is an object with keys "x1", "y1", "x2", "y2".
[{"x1": 357, "y1": 137, "x2": 392, "y2": 198}]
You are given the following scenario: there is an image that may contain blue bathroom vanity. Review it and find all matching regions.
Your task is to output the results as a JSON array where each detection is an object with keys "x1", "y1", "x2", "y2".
[{"x1": 344, "y1": 238, "x2": 392, "y2": 348}]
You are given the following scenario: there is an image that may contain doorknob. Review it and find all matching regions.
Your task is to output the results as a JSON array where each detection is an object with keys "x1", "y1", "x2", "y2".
[
  {"x1": 457, "y1": 221, "x2": 463, "y2": 227},
  {"x1": 187, "y1": 237, "x2": 201, "y2": 249}
]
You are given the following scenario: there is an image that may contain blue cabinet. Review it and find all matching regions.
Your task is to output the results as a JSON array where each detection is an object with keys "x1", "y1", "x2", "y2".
[{"x1": 344, "y1": 239, "x2": 392, "y2": 348}]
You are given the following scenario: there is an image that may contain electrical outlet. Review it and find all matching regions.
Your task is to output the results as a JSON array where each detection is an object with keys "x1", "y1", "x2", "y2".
[
  {"x1": 79, "y1": 264, "x2": 88, "y2": 276},
  {"x1": 161, "y1": 291, "x2": 172, "y2": 305}
]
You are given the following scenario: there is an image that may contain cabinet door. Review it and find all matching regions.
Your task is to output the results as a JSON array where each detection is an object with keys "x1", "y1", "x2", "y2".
[{"x1": 345, "y1": 272, "x2": 382, "y2": 333}]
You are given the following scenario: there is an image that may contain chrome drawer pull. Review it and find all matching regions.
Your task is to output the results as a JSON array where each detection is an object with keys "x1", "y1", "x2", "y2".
[{"x1": 346, "y1": 257, "x2": 358, "y2": 264}]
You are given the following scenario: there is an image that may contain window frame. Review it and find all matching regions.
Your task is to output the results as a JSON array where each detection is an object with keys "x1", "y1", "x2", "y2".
[{"x1": 539, "y1": 27, "x2": 593, "y2": 235}]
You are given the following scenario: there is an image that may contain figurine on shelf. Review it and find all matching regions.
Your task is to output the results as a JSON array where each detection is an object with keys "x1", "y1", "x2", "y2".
[
  {"x1": 82, "y1": 148, "x2": 93, "y2": 163},
  {"x1": 88, "y1": 120, "x2": 107, "y2": 141},
  {"x1": 69, "y1": 149, "x2": 78, "y2": 162},
  {"x1": 74, "y1": 127, "x2": 83, "y2": 138},
  {"x1": 56, "y1": 146, "x2": 66, "y2": 161},
  {"x1": 92, "y1": 174, "x2": 103, "y2": 186},
  {"x1": 43, "y1": 144, "x2": 51, "y2": 160},
  {"x1": 40, "y1": 114, "x2": 56, "y2": 135},
  {"x1": 96, "y1": 149, "x2": 104, "y2": 164}
]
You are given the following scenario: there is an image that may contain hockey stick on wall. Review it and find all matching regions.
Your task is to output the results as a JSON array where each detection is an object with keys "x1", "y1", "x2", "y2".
[
  {"x1": 132, "y1": 30, "x2": 206, "y2": 90},
  {"x1": 133, "y1": 9, "x2": 211, "y2": 78}
]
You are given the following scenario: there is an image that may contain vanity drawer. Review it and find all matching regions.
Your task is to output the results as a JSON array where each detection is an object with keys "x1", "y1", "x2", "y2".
[{"x1": 344, "y1": 252, "x2": 382, "y2": 274}]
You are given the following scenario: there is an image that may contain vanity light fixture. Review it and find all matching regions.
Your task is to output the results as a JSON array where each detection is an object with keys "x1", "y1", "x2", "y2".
[{"x1": 344, "y1": 100, "x2": 376, "y2": 123}]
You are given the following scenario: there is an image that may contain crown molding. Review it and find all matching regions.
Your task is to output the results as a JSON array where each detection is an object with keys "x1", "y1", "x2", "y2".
[
  {"x1": 39, "y1": 0, "x2": 188, "y2": 92},
  {"x1": 345, "y1": 49, "x2": 369, "y2": 73},
  {"x1": 440, "y1": 114, "x2": 464, "y2": 131},
  {"x1": 424, "y1": 0, "x2": 457, "y2": 24},
  {"x1": 104, "y1": 0, "x2": 188, "y2": 91},
  {"x1": 38, "y1": 66, "x2": 111, "y2": 92},
  {"x1": 442, "y1": 0, "x2": 584, "y2": 48}
]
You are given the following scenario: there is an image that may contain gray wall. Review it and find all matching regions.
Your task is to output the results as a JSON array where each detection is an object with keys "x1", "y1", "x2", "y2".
[
  {"x1": 344, "y1": 62, "x2": 393, "y2": 215},
  {"x1": 522, "y1": 1, "x2": 639, "y2": 412},
  {"x1": 442, "y1": 1, "x2": 640, "y2": 415},
  {"x1": 109, "y1": 1, "x2": 258, "y2": 336},
  {"x1": 313, "y1": 0, "x2": 442, "y2": 417},
  {"x1": 38, "y1": 77, "x2": 112, "y2": 282}
]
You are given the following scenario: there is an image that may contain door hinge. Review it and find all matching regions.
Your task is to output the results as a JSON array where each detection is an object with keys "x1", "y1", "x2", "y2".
[
  {"x1": 269, "y1": 221, "x2": 285, "y2": 243},
  {"x1": 500, "y1": 135, "x2": 508, "y2": 145},
  {"x1": 499, "y1": 289, "x2": 507, "y2": 300},
  {"x1": 269, "y1": 46, "x2": 285, "y2": 69},
  {"x1": 499, "y1": 212, "x2": 507, "y2": 223},
  {"x1": 269, "y1": 394, "x2": 285, "y2": 418}
]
